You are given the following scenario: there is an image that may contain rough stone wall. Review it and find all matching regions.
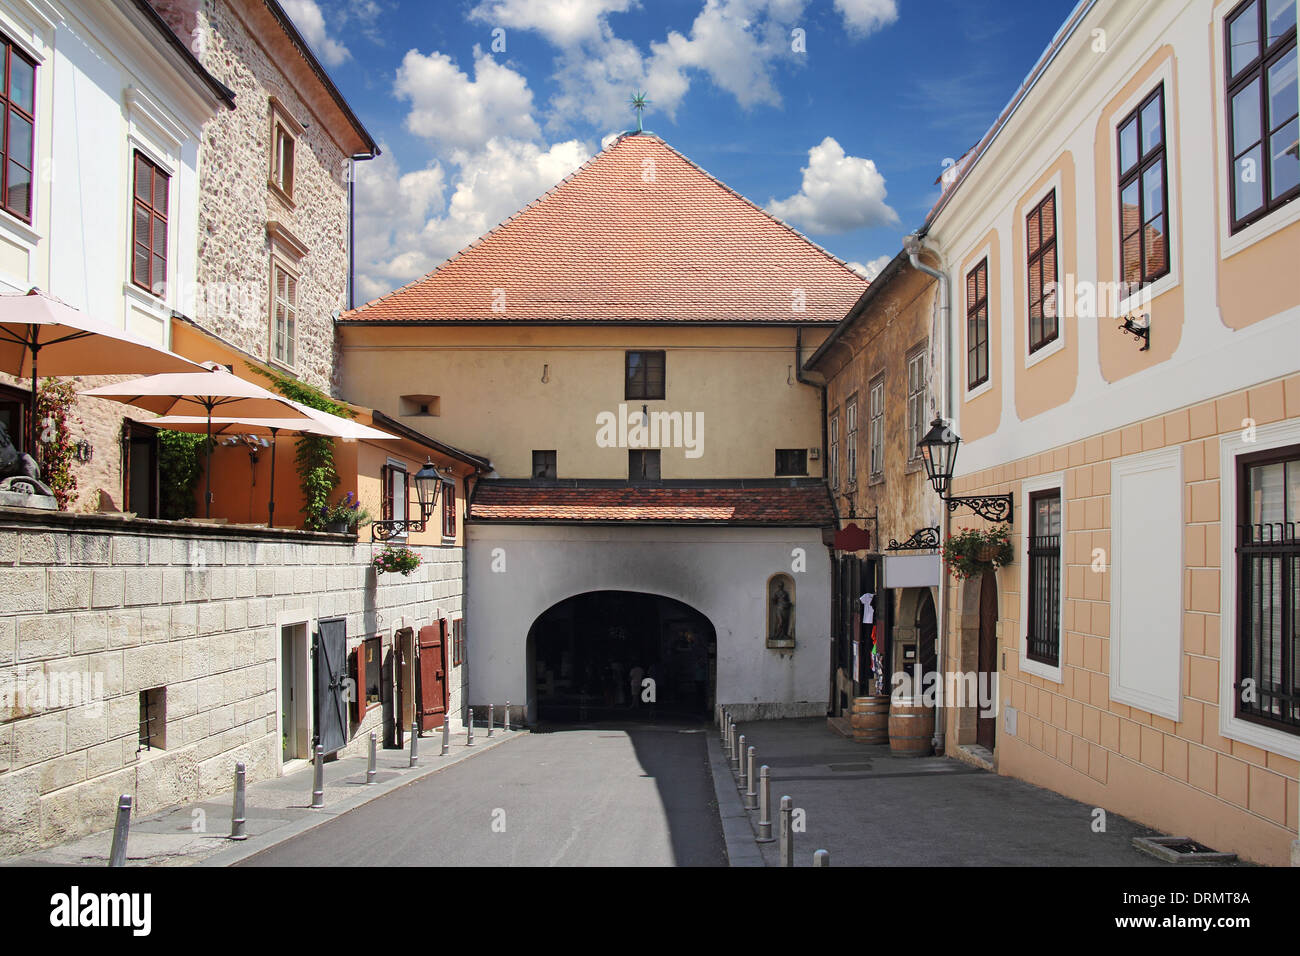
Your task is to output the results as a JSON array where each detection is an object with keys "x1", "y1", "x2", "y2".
[
  {"x1": 0, "y1": 515, "x2": 464, "y2": 856},
  {"x1": 182, "y1": 0, "x2": 350, "y2": 394}
]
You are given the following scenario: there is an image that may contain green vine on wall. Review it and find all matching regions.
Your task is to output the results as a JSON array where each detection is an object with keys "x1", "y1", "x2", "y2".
[
  {"x1": 158, "y1": 431, "x2": 209, "y2": 520},
  {"x1": 34, "y1": 377, "x2": 81, "y2": 510},
  {"x1": 248, "y1": 364, "x2": 354, "y2": 530}
]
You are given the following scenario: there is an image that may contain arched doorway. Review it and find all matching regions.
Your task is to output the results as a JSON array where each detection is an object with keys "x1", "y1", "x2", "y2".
[
  {"x1": 527, "y1": 591, "x2": 717, "y2": 722},
  {"x1": 915, "y1": 589, "x2": 937, "y2": 684}
]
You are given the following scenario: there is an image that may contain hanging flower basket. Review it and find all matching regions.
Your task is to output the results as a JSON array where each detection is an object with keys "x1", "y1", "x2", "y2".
[
  {"x1": 941, "y1": 524, "x2": 1014, "y2": 580},
  {"x1": 373, "y1": 545, "x2": 421, "y2": 576}
]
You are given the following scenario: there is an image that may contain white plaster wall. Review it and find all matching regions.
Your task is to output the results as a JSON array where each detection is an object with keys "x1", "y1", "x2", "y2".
[{"x1": 466, "y1": 524, "x2": 831, "y2": 721}]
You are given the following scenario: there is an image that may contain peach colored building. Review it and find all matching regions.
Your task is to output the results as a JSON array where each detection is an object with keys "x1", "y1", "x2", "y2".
[{"x1": 905, "y1": 0, "x2": 1299, "y2": 865}]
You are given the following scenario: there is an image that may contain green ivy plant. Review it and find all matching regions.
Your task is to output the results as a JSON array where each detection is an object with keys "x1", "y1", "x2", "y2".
[
  {"x1": 34, "y1": 377, "x2": 80, "y2": 510},
  {"x1": 248, "y1": 364, "x2": 354, "y2": 531},
  {"x1": 158, "y1": 430, "x2": 209, "y2": 520}
]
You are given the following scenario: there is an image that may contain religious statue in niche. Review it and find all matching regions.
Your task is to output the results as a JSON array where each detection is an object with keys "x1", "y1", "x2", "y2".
[{"x1": 767, "y1": 574, "x2": 795, "y2": 648}]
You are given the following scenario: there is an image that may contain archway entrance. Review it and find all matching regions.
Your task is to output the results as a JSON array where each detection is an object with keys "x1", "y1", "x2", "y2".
[{"x1": 528, "y1": 591, "x2": 716, "y2": 722}]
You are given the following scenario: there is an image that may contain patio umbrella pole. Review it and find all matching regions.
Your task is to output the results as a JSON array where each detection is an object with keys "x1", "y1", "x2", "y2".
[
  {"x1": 267, "y1": 426, "x2": 279, "y2": 528},
  {"x1": 26, "y1": 335, "x2": 38, "y2": 460},
  {"x1": 204, "y1": 402, "x2": 214, "y2": 518}
]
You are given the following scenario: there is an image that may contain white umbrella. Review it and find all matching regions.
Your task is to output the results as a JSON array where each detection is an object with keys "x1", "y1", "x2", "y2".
[
  {"x1": 81, "y1": 366, "x2": 302, "y2": 517},
  {"x1": 148, "y1": 414, "x2": 397, "y2": 526},
  {"x1": 282, "y1": 399, "x2": 400, "y2": 441},
  {"x1": 0, "y1": 290, "x2": 201, "y2": 456}
]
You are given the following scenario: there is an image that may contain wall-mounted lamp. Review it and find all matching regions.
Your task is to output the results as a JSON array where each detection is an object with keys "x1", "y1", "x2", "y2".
[
  {"x1": 372, "y1": 457, "x2": 449, "y2": 541},
  {"x1": 918, "y1": 417, "x2": 1014, "y2": 522},
  {"x1": 1118, "y1": 312, "x2": 1150, "y2": 351}
]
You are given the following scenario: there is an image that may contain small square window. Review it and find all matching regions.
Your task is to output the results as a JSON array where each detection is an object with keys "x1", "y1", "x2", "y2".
[
  {"x1": 138, "y1": 687, "x2": 166, "y2": 752},
  {"x1": 775, "y1": 449, "x2": 807, "y2": 476},
  {"x1": 532, "y1": 450, "x2": 557, "y2": 479},
  {"x1": 625, "y1": 351, "x2": 665, "y2": 400},
  {"x1": 629, "y1": 449, "x2": 661, "y2": 480}
]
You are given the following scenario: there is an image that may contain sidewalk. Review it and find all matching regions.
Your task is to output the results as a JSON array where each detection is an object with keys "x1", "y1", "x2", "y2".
[
  {"x1": 709, "y1": 717, "x2": 1195, "y2": 867},
  {"x1": 4, "y1": 718, "x2": 524, "y2": 867}
]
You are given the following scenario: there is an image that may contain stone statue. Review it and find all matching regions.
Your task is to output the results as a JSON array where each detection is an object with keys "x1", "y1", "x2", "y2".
[
  {"x1": 0, "y1": 421, "x2": 57, "y2": 507},
  {"x1": 769, "y1": 576, "x2": 794, "y2": 644}
]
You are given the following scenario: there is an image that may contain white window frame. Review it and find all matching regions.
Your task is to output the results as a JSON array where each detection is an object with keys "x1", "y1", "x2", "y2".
[
  {"x1": 1021, "y1": 170, "x2": 1066, "y2": 370},
  {"x1": 829, "y1": 411, "x2": 840, "y2": 490},
  {"x1": 906, "y1": 347, "x2": 928, "y2": 461},
  {"x1": 1213, "y1": 0, "x2": 1300, "y2": 261},
  {"x1": 1110, "y1": 61, "x2": 1182, "y2": 319},
  {"x1": 1019, "y1": 471, "x2": 1066, "y2": 684},
  {"x1": 845, "y1": 395, "x2": 858, "y2": 485},
  {"x1": 1218, "y1": 418, "x2": 1300, "y2": 760},
  {"x1": 269, "y1": 257, "x2": 298, "y2": 371},
  {"x1": 868, "y1": 375, "x2": 885, "y2": 480}
]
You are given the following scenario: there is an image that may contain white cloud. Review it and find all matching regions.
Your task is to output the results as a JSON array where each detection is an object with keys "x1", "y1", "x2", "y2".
[
  {"x1": 281, "y1": 0, "x2": 350, "y2": 66},
  {"x1": 767, "y1": 136, "x2": 898, "y2": 234},
  {"x1": 834, "y1": 0, "x2": 898, "y2": 36},
  {"x1": 354, "y1": 140, "x2": 590, "y2": 301},
  {"x1": 470, "y1": 0, "x2": 637, "y2": 47},
  {"x1": 847, "y1": 254, "x2": 891, "y2": 280},
  {"x1": 396, "y1": 47, "x2": 541, "y2": 152}
]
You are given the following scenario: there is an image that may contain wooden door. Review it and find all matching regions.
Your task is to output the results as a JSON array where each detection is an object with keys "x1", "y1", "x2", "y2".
[
  {"x1": 977, "y1": 572, "x2": 998, "y2": 750},
  {"x1": 418, "y1": 621, "x2": 448, "y2": 731}
]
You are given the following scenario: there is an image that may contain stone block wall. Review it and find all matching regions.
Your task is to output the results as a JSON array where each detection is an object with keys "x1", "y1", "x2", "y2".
[{"x1": 0, "y1": 510, "x2": 465, "y2": 856}]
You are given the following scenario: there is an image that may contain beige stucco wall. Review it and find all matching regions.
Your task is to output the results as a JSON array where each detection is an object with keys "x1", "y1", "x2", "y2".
[
  {"x1": 945, "y1": 373, "x2": 1300, "y2": 866},
  {"x1": 338, "y1": 323, "x2": 831, "y2": 480}
]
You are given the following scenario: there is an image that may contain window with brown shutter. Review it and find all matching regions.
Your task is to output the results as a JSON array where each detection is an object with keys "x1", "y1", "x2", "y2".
[
  {"x1": 1, "y1": 36, "x2": 35, "y2": 222},
  {"x1": 452, "y1": 618, "x2": 465, "y2": 666},
  {"x1": 131, "y1": 151, "x2": 169, "y2": 295},
  {"x1": 441, "y1": 479, "x2": 456, "y2": 538},
  {"x1": 1026, "y1": 190, "x2": 1058, "y2": 353},
  {"x1": 966, "y1": 259, "x2": 989, "y2": 388},
  {"x1": 380, "y1": 463, "x2": 392, "y2": 520}
]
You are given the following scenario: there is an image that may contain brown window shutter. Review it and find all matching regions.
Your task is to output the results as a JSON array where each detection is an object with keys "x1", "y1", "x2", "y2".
[
  {"x1": 354, "y1": 644, "x2": 367, "y2": 722},
  {"x1": 443, "y1": 480, "x2": 456, "y2": 537},
  {"x1": 381, "y1": 464, "x2": 392, "y2": 521}
]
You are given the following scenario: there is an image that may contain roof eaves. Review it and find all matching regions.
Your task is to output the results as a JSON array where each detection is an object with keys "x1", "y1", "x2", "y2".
[
  {"x1": 803, "y1": 248, "x2": 912, "y2": 372},
  {"x1": 127, "y1": 0, "x2": 235, "y2": 109},
  {"x1": 369, "y1": 409, "x2": 492, "y2": 472}
]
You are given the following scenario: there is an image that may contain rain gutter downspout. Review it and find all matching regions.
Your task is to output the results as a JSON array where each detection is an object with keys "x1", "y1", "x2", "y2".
[{"x1": 905, "y1": 236, "x2": 950, "y2": 755}]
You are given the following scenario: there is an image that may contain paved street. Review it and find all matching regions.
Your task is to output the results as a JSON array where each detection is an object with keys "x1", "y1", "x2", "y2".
[{"x1": 238, "y1": 721, "x2": 727, "y2": 867}]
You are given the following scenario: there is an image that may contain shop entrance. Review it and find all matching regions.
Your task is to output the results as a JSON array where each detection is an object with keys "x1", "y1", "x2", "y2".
[{"x1": 528, "y1": 591, "x2": 716, "y2": 722}]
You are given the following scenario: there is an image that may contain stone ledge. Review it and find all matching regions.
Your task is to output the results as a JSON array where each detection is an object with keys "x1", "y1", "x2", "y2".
[{"x1": 0, "y1": 506, "x2": 358, "y2": 544}]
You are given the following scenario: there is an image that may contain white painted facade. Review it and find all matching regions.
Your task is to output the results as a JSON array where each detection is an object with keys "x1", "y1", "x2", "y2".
[
  {"x1": 466, "y1": 524, "x2": 831, "y2": 722},
  {"x1": 0, "y1": 0, "x2": 222, "y2": 344},
  {"x1": 928, "y1": 0, "x2": 1300, "y2": 476}
]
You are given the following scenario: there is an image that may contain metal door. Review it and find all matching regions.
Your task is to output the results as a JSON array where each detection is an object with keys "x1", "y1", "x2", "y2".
[
  {"x1": 417, "y1": 621, "x2": 449, "y2": 731},
  {"x1": 314, "y1": 616, "x2": 348, "y2": 754}
]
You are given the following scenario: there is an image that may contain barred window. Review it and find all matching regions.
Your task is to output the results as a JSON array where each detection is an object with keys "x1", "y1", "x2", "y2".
[
  {"x1": 1027, "y1": 490, "x2": 1062, "y2": 667},
  {"x1": 1236, "y1": 445, "x2": 1300, "y2": 734}
]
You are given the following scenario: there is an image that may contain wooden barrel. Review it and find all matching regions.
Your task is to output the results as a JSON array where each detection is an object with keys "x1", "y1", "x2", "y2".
[
  {"x1": 849, "y1": 696, "x2": 890, "y2": 744},
  {"x1": 888, "y1": 697, "x2": 935, "y2": 757}
]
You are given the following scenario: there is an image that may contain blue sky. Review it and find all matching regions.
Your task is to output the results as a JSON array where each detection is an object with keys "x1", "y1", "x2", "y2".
[{"x1": 281, "y1": 0, "x2": 1078, "y2": 301}]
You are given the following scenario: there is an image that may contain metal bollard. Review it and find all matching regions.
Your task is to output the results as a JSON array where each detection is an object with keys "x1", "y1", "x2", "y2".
[
  {"x1": 441, "y1": 717, "x2": 450, "y2": 756},
  {"x1": 736, "y1": 734, "x2": 747, "y2": 789},
  {"x1": 367, "y1": 732, "x2": 377, "y2": 784},
  {"x1": 756, "y1": 767, "x2": 774, "y2": 842},
  {"x1": 488, "y1": 703, "x2": 494, "y2": 738},
  {"x1": 744, "y1": 747, "x2": 758, "y2": 810},
  {"x1": 779, "y1": 795, "x2": 794, "y2": 867},
  {"x1": 467, "y1": 708, "x2": 474, "y2": 746},
  {"x1": 230, "y1": 762, "x2": 247, "y2": 840},
  {"x1": 722, "y1": 716, "x2": 731, "y2": 756},
  {"x1": 813, "y1": 849, "x2": 829, "y2": 867},
  {"x1": 505, "y1": 700, "x2": 510, "y2": 733},
  {"x1": 409, "y1": 721, "x2": 419, "y2": 767},
  {"x1": 729, "y1": 723, "x2": 740, "y2": 772},
  {"x1": 108, "y1": 794, "x2": 132, "y2": 867},
  {"x1": 310, "y1": 745, "x2": 325, "y2": 809}
]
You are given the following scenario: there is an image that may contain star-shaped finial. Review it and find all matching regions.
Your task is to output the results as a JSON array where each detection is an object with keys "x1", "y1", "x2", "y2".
[{"x1": 630, "y1": 91, "x2": 649, "y2": 132}]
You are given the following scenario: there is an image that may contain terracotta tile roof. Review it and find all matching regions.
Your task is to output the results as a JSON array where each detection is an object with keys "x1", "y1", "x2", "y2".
[
  {"x1": 342, "y1": 133, "x2": 867, "y2": 325},
  {"x1": 469, "y1": 482, "x2": 835, "y2": 526}
]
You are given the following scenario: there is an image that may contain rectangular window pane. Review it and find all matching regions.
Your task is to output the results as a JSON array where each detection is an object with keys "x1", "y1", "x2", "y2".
[
  {"x1": 1230, "y1": 2, "x2": 1260, "y2": 76},
  {"x1": 8, "y1": 52, "x2": 34, "y2": 113},
  {"x1": 1026, "y1": 209, "x2": 1040, "y2": 254},
  {"x1": 6, "y1": 160, "x2": 29, "y2": 217},
  {"x1": 1267, "y1": 0, "x2": 1296, "y2": 45},
  {"x1": 132, "y1": 243, "x2": 149, "y2": 288},
  {"x1": 1232, "y1": 80, "x2": 1263, "y2": 156},
  {"x1": 1268, "y1": 46, "x2": 1297, "y2": 129},
  {"x1": 7, "y1": 110, "x2": 30, "y2": 166},
  {"x1": 1120, "y1": 180, "x2": 1141, "y2": 239},
  {"x1": 1236, "y1": 143, "x2": 1266, "y2": 216},
  {"x1": 1140, "y1": 93, "x2": 1164, "y2": 156},
  {"x1": 134, "y1": 156, "x2": 151, "y2": 201},
  {"x1": 1271, "y1": 118, "x2": 1300, "y2": 198},
  {"x1": 1119, "y1": 118, "x2": 1138, "y2": 173},
  {"x1": 1142, "y1": 161, "x2": 1165, "y2": 218}
]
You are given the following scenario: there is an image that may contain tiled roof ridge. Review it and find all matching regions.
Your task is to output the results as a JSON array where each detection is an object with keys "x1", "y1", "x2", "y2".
[{"x1": 344, "y1": 131, "x2": 867, "y2": 320}]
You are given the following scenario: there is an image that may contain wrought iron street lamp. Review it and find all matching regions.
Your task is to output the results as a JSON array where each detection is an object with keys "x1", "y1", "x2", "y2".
[
  {"x1": 917, "y1": 417, "x2": 1014, "y2": 523},
  {"x1": 372, "y1": 457, "x2": 448, "y2": 541}
]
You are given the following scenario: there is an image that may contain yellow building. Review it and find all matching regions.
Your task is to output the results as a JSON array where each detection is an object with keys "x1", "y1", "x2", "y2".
[{"x1": 340, "y1": 132, "x2": 866, "y2": 723}]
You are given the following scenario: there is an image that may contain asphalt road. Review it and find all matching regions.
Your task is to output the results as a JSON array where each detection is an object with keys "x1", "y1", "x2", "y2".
[{"x1": 238, "y1": 721, "x2": 727, "y2": 867}]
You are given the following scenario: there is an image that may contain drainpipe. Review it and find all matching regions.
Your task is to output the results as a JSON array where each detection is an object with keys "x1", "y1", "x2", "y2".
[
  {"x1": 796, "y1": 327, "x2": 837, "y2": 717},
  {"x1": 903, "y1": 233, "x2": 950, "y2": 755}
]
